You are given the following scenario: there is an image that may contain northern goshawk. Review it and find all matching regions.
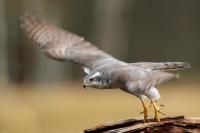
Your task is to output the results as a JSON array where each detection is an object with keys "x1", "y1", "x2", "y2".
[{"x1": 20, "y1": 14, "x2": 191, "y2": 122}]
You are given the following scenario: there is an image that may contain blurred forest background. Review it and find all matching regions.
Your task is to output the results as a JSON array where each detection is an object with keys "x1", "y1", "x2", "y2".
[
  {"x1": 0, "y1": 0, "x2": 199, "y2": 83},
  {"x1": 0, "y1": 0, "x2": 199, "y2": 133}
]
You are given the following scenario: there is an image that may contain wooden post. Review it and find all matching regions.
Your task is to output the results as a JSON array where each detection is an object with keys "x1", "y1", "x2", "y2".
[{"x1": 83, "y1": 116, "x2": 200, "y2": 133}]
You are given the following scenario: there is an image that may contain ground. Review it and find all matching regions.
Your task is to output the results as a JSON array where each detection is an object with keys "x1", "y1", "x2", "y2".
[{"x1": 0, "y1": 80, "x2": 199, "y2": 133}]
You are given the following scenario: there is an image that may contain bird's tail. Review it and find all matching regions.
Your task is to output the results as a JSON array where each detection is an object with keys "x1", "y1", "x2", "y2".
[{"x1": 129, "y1": 62, "x2": 191, "y2": 71}]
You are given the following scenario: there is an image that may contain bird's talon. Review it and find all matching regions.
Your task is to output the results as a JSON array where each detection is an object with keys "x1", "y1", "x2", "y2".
[
  {"x1": 139, "y1": 109, "x2": 148, "y2": 120},
  {"x1": 158, "y1": 110, "x2": 166, "y2": 115},
  {"x1": 139, "y1": 111, "x2": 144, "y2": 114},
  {"x1": 152, "y1": 100, "x2": 166, "y2": 123},
  {"x1": 160, "y1": 104, "x2": 164, "y2": 109}
]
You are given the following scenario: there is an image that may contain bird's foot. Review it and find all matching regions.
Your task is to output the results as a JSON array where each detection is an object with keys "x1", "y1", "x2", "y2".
[
  {"x1": 140, "y1": 101, "x2": 152, "y2": 122},
  {"x1": 152, "y1": 100, "x2": 165, "y2": 123},
  {"x1": 140, "y1": 108, "x2": 148, "y2": 122}
]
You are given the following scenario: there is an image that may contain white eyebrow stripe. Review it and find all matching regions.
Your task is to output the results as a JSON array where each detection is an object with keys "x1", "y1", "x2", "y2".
[
  {"x1": 83, "y1": 66, "x2": 90, "y2": 74},
  {"x1": 91, "y1": 71, "x2": 101, "y2": 78}
]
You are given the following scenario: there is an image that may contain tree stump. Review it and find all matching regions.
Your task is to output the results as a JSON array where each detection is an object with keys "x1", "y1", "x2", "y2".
[{"x1": 83, "y1": 116, "x2": 200, "y2": 133}]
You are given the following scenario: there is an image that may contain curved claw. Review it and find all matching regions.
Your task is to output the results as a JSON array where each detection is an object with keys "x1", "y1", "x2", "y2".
[
  {"x1": 151, "y1": 100, "x2": 166, "y2": 123},
  {"x1": 139, "y1": 110, "x2": 148, "y2": 115},
  {"x1": 140, "y1": 103, "x2": 152, "y2": 114},
  {"x1": 140, "y1": 109, "x2": 148, "y2": 122},
  {"x1": 160, "y1": 104, "x2": 164, "y2": 109},
  {"x1": 158, "y1": 104, "x2": 165, "y2": 115}
]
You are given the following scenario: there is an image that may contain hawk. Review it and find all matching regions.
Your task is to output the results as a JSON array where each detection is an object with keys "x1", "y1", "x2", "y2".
[{"x1": 20, "y1": 14, "x2": 190, "y2": 122}]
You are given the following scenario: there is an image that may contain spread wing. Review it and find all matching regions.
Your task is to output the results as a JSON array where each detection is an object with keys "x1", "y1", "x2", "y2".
[
  {"x1": 129, "y1": 62, "x2": 190, "y2": 71},
  {"x1": 20, "y1": 14, "x2": 119, "y2": 71}
]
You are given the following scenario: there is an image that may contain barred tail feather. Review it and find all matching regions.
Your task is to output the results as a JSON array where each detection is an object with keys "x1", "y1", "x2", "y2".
[{"x1": 129, "y1": 62, "x2": 191, "y2": 71}]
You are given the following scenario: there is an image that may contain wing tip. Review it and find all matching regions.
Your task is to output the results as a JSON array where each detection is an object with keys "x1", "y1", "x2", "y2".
[
  {"x1": 184, "y1": 62, "x2": 191, "y2": 69},
  {"x1": 19, "y1": 13, "x2": 43, "y2": 31}
]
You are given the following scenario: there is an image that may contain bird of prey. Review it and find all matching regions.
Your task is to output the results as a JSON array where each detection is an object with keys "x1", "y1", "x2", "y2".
[{"x1": 20, "y1": 14, "x2": 190, "y2": 122}]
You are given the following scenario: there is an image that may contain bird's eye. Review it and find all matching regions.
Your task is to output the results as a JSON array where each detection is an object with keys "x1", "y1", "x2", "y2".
[{"x1": 89, "y1": 78, "x2": 95, "y2": 82}]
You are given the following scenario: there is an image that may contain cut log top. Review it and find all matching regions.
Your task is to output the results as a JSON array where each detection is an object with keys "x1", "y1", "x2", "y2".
[{"x1": 83, "y1": 116, "x2": 200, "y2": 133}]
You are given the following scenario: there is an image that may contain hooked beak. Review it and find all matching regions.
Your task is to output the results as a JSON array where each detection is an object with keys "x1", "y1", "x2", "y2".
[
  {"x1": 83, "y1": 80, "x2": 88, "y2": 88},
  {"x1": 83, "y1": 84, "x2": 87, "y2": 88}
]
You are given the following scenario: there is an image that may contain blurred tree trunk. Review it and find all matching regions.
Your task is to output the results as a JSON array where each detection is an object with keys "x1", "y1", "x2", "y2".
[
  {"x1": 5, "y1": 0, "x2": 25, "y2": 83},
  {"x1": 0, "y1": 0, "x2": 8, "y2": 81},
  {"x1": 92, "y1": 0, "x2": 136, "y2": 62}
]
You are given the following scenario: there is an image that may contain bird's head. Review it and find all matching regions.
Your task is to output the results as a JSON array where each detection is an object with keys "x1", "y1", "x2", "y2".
[{"x1": 83, "y1": 71, "x2": 103, "y2": 88}]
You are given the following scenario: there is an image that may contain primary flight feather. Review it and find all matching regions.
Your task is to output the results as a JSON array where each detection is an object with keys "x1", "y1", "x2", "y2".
[{"x1": 20, "y1": 13, "x2": 190, "y2": 122}]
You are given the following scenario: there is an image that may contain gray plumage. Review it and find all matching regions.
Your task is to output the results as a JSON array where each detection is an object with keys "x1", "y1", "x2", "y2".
[
  {"x1": 20, "y1": 14, "x2": 190, "y2": 105},
  {"x1": 129, "y1": 62, "x2": 190, "y2": 71}
]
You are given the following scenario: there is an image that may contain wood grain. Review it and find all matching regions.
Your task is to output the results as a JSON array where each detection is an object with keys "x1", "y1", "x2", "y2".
[{"x1": 84, "y1": 116, "x2": 200, "y2": 133}]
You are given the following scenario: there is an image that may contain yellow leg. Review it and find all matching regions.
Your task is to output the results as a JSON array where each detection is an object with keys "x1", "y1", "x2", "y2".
[
  {"x1": 151, "y1": 100, "x2": 165, "y2": 123},
  {"x1": 140, "y1": 99, "x2": 149, "y2": 122}
]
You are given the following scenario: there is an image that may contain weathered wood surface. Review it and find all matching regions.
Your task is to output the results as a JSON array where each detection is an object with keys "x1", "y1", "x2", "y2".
[{"x1": 83, "y1": 116, "x2": 200, "y2": 133}]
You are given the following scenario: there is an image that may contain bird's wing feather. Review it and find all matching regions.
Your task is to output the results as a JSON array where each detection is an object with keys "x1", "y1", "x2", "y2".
[
  {"x1": 20, "y1": 14, "x2": 119, "y2": 71},
  {"x1": 125, "y1": 70, "x2": 178, "y2": 90},
  {"x1": 107, "y1": 66, "x2": 178, "y2": 89},
  {"x1": 129, "y1": 62, "x2": 191, "y2": 71}
]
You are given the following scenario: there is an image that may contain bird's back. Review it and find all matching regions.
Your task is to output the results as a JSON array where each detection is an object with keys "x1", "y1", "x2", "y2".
[{"x1": 99, "y1": 63, "x2": 177, "y2": 90}]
